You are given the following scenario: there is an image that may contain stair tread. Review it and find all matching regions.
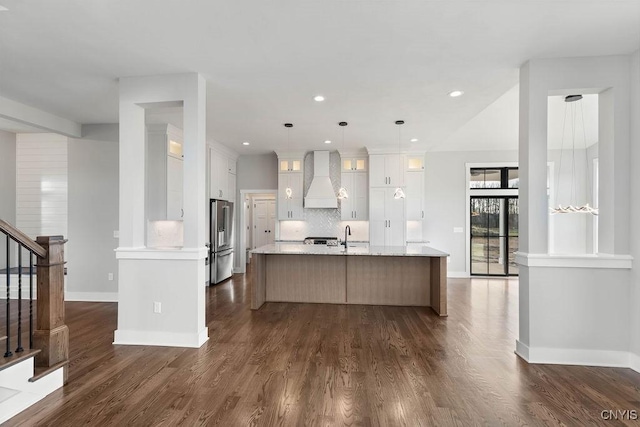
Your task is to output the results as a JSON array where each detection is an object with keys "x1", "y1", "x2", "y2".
[
  {"x1": 29, "y1": 360, "x2": 68, "y2": 382},
  {"x1": 0, "y1": 348, "x2": 40, "y2": 372}
]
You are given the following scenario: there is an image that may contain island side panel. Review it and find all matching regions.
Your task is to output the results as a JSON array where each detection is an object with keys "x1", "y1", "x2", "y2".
[
  {"x1": 346, "y1": 256, "x2": 430, "y2": 306},
  {"x1": 266, "y1": 254, "x2": 346, "y2": 304},
  {"x1": 430, "y1": 256, "x2": 448, "y2": 316},
  {"x1": 251, "y1": 252, "x2": 267, "y2": 310}
]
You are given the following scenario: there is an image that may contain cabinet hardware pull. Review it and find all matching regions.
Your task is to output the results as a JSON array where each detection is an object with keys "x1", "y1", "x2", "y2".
[
  {"x1": 422, "y1": 211, "x2": 424, "y2": 218},
  {"x1": 181, "y1": 209, "x2": 184, "y2": 218}
]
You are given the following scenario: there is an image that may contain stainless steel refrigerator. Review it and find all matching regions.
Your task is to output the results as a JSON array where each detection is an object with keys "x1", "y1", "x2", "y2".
[{"x1": 210, "y1": 199, "x2": 234, "y2": 284}]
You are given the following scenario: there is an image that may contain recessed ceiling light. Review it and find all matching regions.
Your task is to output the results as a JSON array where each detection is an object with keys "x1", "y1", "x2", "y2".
[
  {"x1": 314, "y1": 95, "x2": 325, "y2": 102},
  {"x1": 324, "y1": 140, "x2": 331, "y2": 144},
  {"x1": 410, "y1": 138, "x2": 418, "y2": 142},
  {"x1": 449, "y1": 90, "x2": 464, "y2": 97},
  {"x1": 242, "y1": 142, "x2": 250, "y2": 146}
]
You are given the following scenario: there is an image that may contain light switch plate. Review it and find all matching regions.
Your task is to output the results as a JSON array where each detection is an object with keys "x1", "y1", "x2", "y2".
[{"x1": 113, "y1": 230, "x2": 120, "y2": 238}]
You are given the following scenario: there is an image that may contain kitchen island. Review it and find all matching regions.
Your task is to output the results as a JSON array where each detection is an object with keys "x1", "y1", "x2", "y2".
[{"x1": 250, "y1": 244, "x2": 449, "y2": 316}]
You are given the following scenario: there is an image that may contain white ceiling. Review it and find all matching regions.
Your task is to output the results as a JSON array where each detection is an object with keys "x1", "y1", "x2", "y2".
[{"x1": 0, "y1": 1, "x2": 637, "y2": 154}]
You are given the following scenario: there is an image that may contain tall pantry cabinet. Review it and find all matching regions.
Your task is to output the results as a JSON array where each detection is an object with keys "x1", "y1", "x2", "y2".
[{"x1": 368, "y1": 151, "x2": 425, "y2": 246}]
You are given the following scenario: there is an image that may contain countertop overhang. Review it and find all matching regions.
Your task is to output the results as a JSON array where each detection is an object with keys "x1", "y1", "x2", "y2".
[{"x1": 251, "y1": 243, "x2": 448, "y2": 257}]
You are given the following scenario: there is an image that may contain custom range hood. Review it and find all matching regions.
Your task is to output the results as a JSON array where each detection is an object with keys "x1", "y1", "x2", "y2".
[{"x1": 304, "y1": 151, "x2": 338, "y2": 208}]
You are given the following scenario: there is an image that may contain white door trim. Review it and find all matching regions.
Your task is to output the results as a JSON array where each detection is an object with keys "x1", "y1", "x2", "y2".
[{"x1": 238, "y1": 189, "x2": 277, "y2": 274}]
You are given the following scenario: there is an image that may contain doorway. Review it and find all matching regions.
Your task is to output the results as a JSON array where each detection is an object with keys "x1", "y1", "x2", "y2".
[
  {"x1": 252, "y1": 199, "x2": 276, "y2": 250},
  {"x1": 238, "y1": 190, "x2": 277, "y2": 274},
  {"x1": 470, "y1": 196, "x2": 519, "y2": 276}
]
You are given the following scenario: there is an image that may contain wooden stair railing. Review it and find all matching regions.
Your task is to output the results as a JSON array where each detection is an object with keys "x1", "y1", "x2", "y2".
[{"x1": 0, "y1": 219, "x2": 69, "y2": 383}]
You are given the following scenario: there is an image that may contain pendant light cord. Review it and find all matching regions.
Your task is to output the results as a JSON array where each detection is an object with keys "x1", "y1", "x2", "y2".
[
  {"x1": 555, "y1": 102, "x2": 568, "y2": 208},
  {"x1": 398, "y1": 123, "x2": 402, "y2": 178},
  {"x1": 581, "y1": 101, "x2": 592, "y2": 206}
]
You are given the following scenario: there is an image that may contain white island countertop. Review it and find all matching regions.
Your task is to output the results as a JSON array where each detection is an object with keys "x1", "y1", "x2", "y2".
[{"x1": 251, "y1": 243, "x2": 448, "y2": 257}]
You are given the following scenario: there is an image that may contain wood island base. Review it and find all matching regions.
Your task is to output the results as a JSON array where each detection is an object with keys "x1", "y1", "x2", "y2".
[{"x1": 250, "y1": 252, "x2": 447, "y2": 316}]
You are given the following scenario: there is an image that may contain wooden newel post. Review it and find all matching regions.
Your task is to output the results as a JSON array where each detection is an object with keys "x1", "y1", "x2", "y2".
[{"x1": 33, "y1": 235, "x2": 69, "y2": 383}]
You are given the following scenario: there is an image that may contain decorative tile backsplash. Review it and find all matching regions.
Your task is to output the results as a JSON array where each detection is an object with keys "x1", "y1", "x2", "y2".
[{"x1": 279, "y1": 151, "x2": 370, "y2": 241}]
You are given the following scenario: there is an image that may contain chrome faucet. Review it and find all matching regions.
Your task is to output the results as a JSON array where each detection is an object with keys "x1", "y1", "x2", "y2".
[{"x1": 343, "y1": 225, "x2": 351, "y2": 249}]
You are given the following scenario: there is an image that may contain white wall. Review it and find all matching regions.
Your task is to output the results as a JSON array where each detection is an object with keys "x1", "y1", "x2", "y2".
[
  {"x1": 548, "y1": 147, "x2": 598, "y2": 255},
  {"x1": 16, "y1": 133, "x2": 68, "y2": 239},
  {"x1": 235, "y1": 153, "x2": 278, "y2": 268},
  {"x1": 0, "y1": 130, "x2": 16, "y2": 269},
  {"x1": 236, "y1": 153, "x2": 278, "y2": 191},
  {"x1": 629, "y1": 49, "x2": 640, "y2": 369},
  {"x1": 67, "y1": 124, "x2": 119, "y2": 301},
  {"x1": 424, "y1": 150, "x2": 518, "y2": 275}
]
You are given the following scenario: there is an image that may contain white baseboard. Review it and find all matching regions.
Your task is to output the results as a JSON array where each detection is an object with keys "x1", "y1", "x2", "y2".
[
  {"x1": 515, "y1": 340, "x2": 638, "y2": 372},
  {"x1": 64, "y1": 291, "x2": 118, "y2": 302},
  {"x1": 515, "y1": 340, "x2": 530, "y2": 361},
  {"x1": 113, "y1": 327, "x2": 209, "y2": 348},
  {"x1": 233, "y1": 267, "x2": 242, "y2": 274},
  {"x1": 630, "y1": 352, "x2": 640, "y2": 373},
  {"x1": 447, "y1": 271, "x2": 469, "y2": 278}
]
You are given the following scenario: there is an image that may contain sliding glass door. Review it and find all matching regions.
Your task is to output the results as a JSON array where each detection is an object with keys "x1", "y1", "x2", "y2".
[{"x1": 470, "y1": 196, "x2": 519, "y2": 276}]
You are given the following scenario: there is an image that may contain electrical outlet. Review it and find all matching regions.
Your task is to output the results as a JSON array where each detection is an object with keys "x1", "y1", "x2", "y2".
[
  {"x1": 154, "y1": 302, "x2": 162, "y2": 313},
  {"x1": 453, "y1": 227, "x2": 464, "y2": 233},
  {"x1": 108, "y1": 273, "x2": 114, "y2": 281},
  {"x1": 113, "y1": 230, "x2": 120, "y2": 238}
]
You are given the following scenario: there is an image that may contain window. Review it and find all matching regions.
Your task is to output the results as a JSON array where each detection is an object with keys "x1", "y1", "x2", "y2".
[{"x1": 470, "y1": 167, "x2": 519, "y2": 189}]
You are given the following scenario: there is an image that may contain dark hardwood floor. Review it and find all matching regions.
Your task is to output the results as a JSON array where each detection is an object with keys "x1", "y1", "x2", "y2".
[{"x1": 3, "y1": 271, "x2": 640, "y2": 426}]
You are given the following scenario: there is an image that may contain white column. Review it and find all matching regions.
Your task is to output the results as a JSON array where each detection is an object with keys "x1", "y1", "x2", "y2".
[
  {"x1": 516, "y1": 55, "x2": 633, "y2": 369},
  {"x1": 115, "y1": 73, "x2": 208, "y2": 348}
]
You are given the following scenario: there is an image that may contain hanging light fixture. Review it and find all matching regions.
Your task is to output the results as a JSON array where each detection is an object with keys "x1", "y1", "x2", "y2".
[
  {"x1": 284, "y1": 123, "x2": 293, "y2": 199},
  {"x1": 550, "y1": 95, "x2": 598, "y2": 215},
  {"x1": 394, "y1": 120, "x2": 406, "y2": 199},
  {"x1": 337, "y1": 121, "x2": 349, "y2": 200}
]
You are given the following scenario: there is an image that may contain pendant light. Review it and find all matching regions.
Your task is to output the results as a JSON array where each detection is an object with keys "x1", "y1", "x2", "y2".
[
  {"x1": 394, "y1": 120, "x2": 406, "y2": 199},
  {"x1": 284, "y1": 123, "x2": 293, "y2": 199},
  {"x1": 337, "y1": 121, "x2": 349, "y2": 199},
  {"x1": 550, "y1": 95, "x2": 598, "y2": 215}
]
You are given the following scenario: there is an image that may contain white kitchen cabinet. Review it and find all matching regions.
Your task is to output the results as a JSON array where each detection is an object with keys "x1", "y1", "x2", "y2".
[
  {"x1": 209, "y1": 146, "x2": 237, "y2": 201},
  {"x1": 214, "y1": 153, "x2": 228, "y2": 199},
  {"x1": 405, "y1": 170, "x2": 424, "y2": 220},
  {"x1": 406, "y1": 155, "x2": 425, "y2": 171},
  {"x1": 146, "y1": 124, "x2": 184, "y2": 221},
  {"x1": 369, "y1": 187, "x2": 405, "y2": 246},
  {"x1": 369, "y1": 154, "x2": 404, "y2": 188},
  {"x1": 342, "y1": 156, "x2": 367, "y2": 172},
  {"x1": 278, "y1": 172, "x2": 304, "y2": 220},
  {"x1": 279, "y1": 158, "x2": 302, "y2": 173},
  {"x1": 167, "y1": 156, "x2": 184, "y2": 220},
  {"x1": 340, "y1": 171, "x2": 368, "y2": 220}
]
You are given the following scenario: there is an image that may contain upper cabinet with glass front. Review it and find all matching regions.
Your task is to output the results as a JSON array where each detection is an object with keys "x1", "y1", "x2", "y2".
[
  {"x1": 168, "y1": 136, "x2": 183, "y2": 159},
  {"x1": 280, "y1": 158, "x2": 302, "y2": 173},
  {"x1": 341, "y1": 156, "x2": 367, "y2": 172},
  {"x1": 405, "y1": 155, "x2": 424, "y2": 171}
]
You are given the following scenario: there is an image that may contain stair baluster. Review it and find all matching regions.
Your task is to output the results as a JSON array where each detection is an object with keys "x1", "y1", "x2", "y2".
[
  {"x1": 29, "y1": 252, "x2": 33, "y2": 349},
  {"x1": 16, "y1": 246, "x2": 23, "y2": 353},
  {"x1": 4, "y1": 235, "x2": 12, "y2": 357}
]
